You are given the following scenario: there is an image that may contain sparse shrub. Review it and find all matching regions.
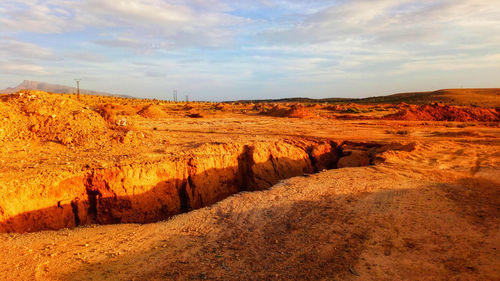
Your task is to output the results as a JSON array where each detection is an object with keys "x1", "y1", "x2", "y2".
[
  {"x1": 397, "y1": 130, "x2": 409, "y2": 135},
  {"x1": 341, "y1": 107, "x2": 372, "y2": 114},
  {"x1": 456, "y1": 122, "x2": 476, "y2": 128},
  {"x1": 342, "y1": 107, "x2": 362, "y2": 114},
  {"x1": 186, "y1": 113, "x2": 203, "y2": 118},
  {"x1": 385, "y1": 129, "x2": 409, "y2": 135}
]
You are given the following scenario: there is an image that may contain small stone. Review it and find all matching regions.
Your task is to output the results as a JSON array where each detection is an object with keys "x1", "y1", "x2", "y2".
[
  {"x1": 115, "y1": 118, "x2": 127, "y2": 126},
  {"x1": 349, "y1": 265, "x2": 359, "y2": 276}
]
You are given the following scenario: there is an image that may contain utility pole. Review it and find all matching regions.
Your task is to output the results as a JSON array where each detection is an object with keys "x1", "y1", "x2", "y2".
[
  {"x1": 74, "y1": 78, "x2": 81, "y2": 99},
  {"x1": 173, "y1": 89, "x2": 178, "y2": 102},
  {"x1": 185, "y1": 95, "x2": 189, "y2": 103}
]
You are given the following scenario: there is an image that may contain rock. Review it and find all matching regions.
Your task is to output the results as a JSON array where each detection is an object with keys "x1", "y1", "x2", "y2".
[{"x1": 115, "y1": 118, "x2": 128, "y2": 127}]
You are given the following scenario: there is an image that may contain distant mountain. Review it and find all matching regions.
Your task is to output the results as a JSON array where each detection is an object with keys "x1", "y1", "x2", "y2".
[
  {"x1": 235, "y1": 88, "x2": 500, "y2": 107},
  {"x1": 0, "y1": 80, "x2": 134, "y2": 98}
]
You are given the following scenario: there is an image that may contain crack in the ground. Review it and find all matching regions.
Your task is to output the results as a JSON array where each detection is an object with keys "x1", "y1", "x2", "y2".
[{"x1": 1, "y1": 138, "x2": 402, "y2": 233}]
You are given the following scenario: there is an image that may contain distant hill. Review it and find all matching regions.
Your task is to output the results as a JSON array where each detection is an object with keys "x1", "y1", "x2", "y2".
[
  {"x1": 235, "y1": 88, "x2": 500, "y2": 107},
  {"x1": 0, "y1": 80, "x2": 134, "y2": 98},
  {"x1": 357, "y1": 89, "x2": 500, "y2": 107}
]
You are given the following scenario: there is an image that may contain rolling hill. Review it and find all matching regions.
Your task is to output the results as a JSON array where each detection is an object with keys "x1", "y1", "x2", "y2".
[
  {"x1": 236, "y1": 88, "x2": 500, "y2": 107},
  {"x1": 357, "y1": 89, "x2": 500, "y2": 107}
]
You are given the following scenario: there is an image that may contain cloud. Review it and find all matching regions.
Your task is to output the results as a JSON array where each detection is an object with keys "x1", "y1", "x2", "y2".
[
  {"x1": 0, "y1": 0, "x2": 252, "y2": 50},
  {"x1": 81, "y1": 0, "x2": 249, "y2": 49},
  {"x1": 0, "y1": 37, "x2": 54, "y2": 60},
  {"x1": 255, "y1": 0, "x2": 500, "y2": 77},
  {"x1": 261, "y1": 0, "x2": 500, "y2": 47},
  {"x1": 143, "y1": 70, "x2": 166, "y2": 78},
  {"x1": 397, "y1": 53, "x2": 500, "y2": 72},
  {"x1": 94, "y1": 38, "x2": 151, "y2": 50},
  {"x1": 0, "y1": 61, "x2": 49, "y2": 75},
  {"x1": 0, "y1": 1, "x2": 77, "y2": 33},
  {"x1": 1, "y1": 0, "x2": 499, "y2": 99}
]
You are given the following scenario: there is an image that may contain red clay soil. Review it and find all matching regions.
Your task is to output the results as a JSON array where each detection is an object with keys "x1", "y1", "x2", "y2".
[{"x1": 385, "y1": 103, "x2": 500, "y2": 122}]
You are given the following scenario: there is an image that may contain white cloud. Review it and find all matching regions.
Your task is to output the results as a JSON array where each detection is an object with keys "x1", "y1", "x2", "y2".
[
  {"x1": 1, "y1": 0, "x2": 499, "y2": 99},
  {"x1": 0, "y1": 61, "x2": 49, "y2": 75},
  {"x1": 397, "y1": 53, "x2": 500, "y2": 72},
  {"x1": 0, "y1": 1, "x2": 77, "y2": 33},
  {"x1": 255, "y1": 0, "x2": 500, "y2": 78},
  {"x1": 0, "y1": 38, "x2": 54, "y2": 60},
  {"x1": 262, "y1": 0, "x2": 500, "y2": 45},
  {"x1": 0, "y1": 0, "x2": 252, "y2": 49}
]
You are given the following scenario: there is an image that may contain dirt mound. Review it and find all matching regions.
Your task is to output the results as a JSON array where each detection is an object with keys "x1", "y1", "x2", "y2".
[
  {"x1": 137, "y1": 104, "x2": 168, "y2": 118},
  {"x1": 324, "y1": 104, "x2": 344, "y2": 111},
  {"x1": 183, "y1": 104, "x2": 194, "y2": 111},
  {"x1": 97, "y1": 103, "x2": 139, "y2": 124},
  {"x1": 252, "y1": 104, "x2": 264, "y2": 111},
  {"x1": 0, "y1": 101, "x2": 26, "y2": 141},
  {"x1": 212, "y1": 103, "x2": 229, "y2": 111},
  {"x1": 385, "y1": 103, "x2": 500, "y2": 122},
  {"x1": 186, "y1": 112, "x2": 203, "y2": 118},
  {"x1": 0, "y1": 91, "x2": 109, "y2": 145},
  {"x1": 260, "y1": 104, "x2": 315, "y2": 118}
]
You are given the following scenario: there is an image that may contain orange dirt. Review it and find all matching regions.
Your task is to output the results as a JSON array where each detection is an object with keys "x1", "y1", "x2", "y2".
[
  {"x1": 0, "y1": 91, "x2": 110, "y2": 146},
  {"x1": 0, "y1": 90, "x2": 499, "y2": 280},
  {"x1": 385, "y1": 103, "x2": 500, "y2": 122},
  {"x1": 260, "y1": 104, "x2": 315, "y2": 118},
  {"x1": 137, "y1": 104, "x2": 169, "y2": 118}
]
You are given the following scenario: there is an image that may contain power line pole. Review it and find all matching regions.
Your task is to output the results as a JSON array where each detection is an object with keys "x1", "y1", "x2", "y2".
[
  {"x1": 173, "y1": 89, "x2": 178, "y2": 102},
  {"x1": 74, "y1": 78, "x2": 81, "y2": 99}
]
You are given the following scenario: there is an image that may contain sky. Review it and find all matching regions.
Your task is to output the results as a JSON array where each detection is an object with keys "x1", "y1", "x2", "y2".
[{"x1": 1, "y1": 0, "x2": 499, "y2": 101}]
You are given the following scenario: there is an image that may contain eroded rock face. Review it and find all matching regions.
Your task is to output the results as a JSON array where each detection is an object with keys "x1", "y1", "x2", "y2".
[{"x1": 0, "y1": 139, "x2": 351, "y2": 233}]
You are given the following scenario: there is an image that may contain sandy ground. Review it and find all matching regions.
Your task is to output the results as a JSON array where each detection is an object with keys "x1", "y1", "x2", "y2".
[{"x1": 0, "y1": 93, "x2": 499, "y2": 280}]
